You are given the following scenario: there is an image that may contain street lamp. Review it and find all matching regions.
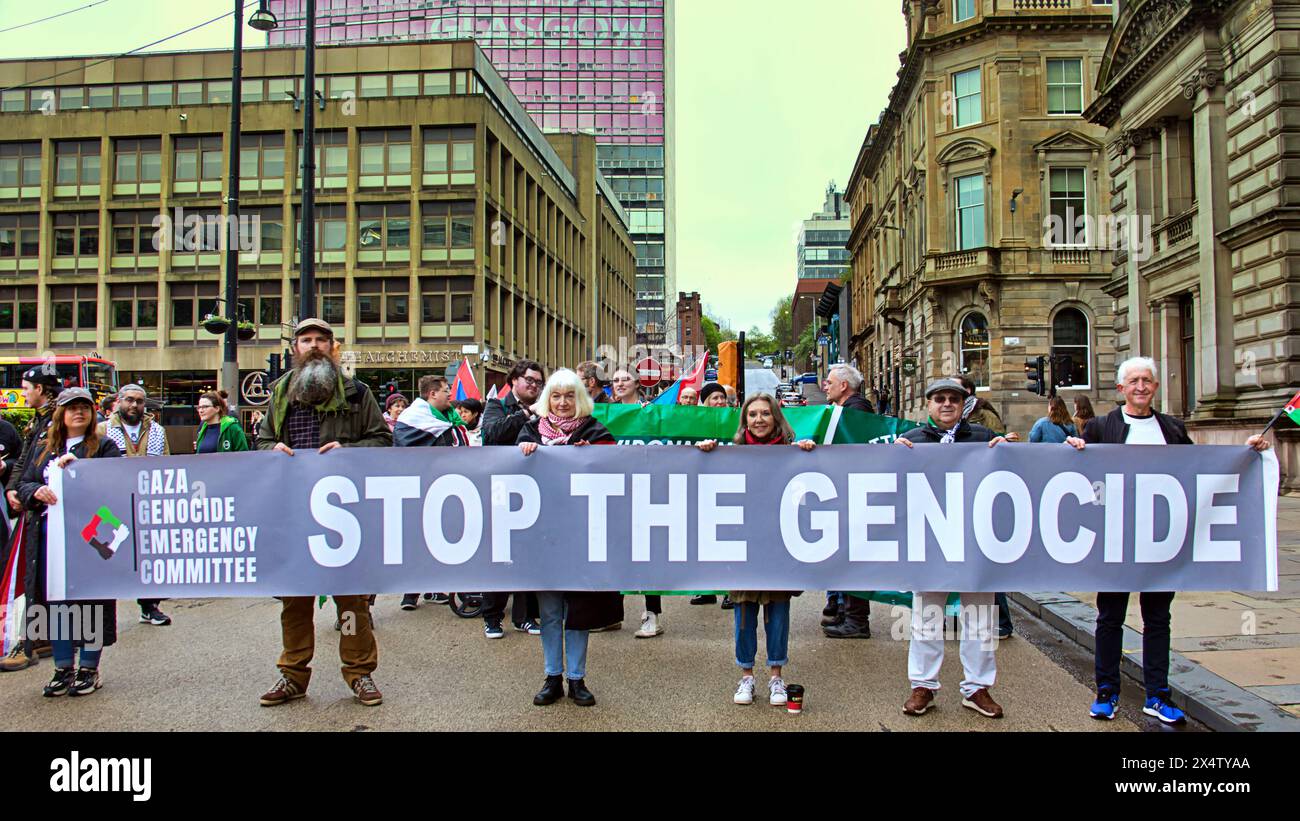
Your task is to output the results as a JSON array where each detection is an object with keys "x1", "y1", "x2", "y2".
[
  {"x1": 298, "y1": 0, "x2": 318, "y2": 325},
  {"x1": 223, "y1": 0, "x2": 278, "y2": 416}
]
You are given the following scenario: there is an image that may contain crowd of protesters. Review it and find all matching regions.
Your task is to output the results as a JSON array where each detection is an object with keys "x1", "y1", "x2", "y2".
[{"x1": 0, "y1": 317, "x2": 1274, "y2": 727}]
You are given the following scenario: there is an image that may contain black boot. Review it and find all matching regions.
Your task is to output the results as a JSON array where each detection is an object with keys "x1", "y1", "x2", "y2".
[
  {"x1": 534, "y1": 675, "x2": 564, "y2": 706},
  {"x1": 820, "y1": 596, "x2": 845, "y2": 627},
  {"x1": 690, "y1": 595, "x2": 718, "y2": 605},
  {"x1": 824, "y1": 595, "x2": 871, "y2": 638},
  {"x1": 568, "y1": 678, "x2": 596, "y2": 707}
]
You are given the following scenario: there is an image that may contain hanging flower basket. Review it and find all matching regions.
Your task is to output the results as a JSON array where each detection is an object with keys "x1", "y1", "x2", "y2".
[
  {"x1": 237, "y1": 321, "x2": 256, "y2": 341},
  {"x1": 201, "y1": 315, "x2": 231, "y2": 335}
]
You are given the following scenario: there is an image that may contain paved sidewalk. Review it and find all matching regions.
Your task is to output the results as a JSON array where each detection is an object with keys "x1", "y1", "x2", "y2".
[{"x1": 1013, "y1": 495, "x2": 1300, "y2": 731}]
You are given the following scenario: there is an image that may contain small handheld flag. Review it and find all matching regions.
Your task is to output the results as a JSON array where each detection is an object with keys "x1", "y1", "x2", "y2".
[
  {"x1": 451, "y1": 358, "x2": 482, "y2": 402},
  {"x1": 1258, "y1": 388, "x2": 1300, "y2": 437}
]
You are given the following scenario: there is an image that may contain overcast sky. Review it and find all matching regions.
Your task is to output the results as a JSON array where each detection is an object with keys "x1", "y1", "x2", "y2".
[{"x1": 0, "y1": 0, "x2": 905, "y2": 333}]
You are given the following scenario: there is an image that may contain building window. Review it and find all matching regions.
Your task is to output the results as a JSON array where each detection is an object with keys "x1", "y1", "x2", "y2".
[
  {"x1": 292, "y1": 279, "x2": 345, "y2": 325},
  {"x1": 627, "y1": 208, "x2": 666, "y2": 234},
  {"x1": 0, "y1": 90, "x2": 24, "y2": 112},
  {"x1": 420, "y1": 276, "x2": 475, "y2": 339},
  {"x1": 113, "y1": 138, "x2": 162, "y2": 196},
  {"x1": 111, "y1": 209, "x2": 160, "y2": 271},
  {"x1": 295, "y1": 204, "x2": 347, "y2": 268},
  {"x1": 953, "y1": 67, "x2": 981, "y2": 128},
  {"x1": 422, "y1": 127, "x2": 475, "y2": 187},
  {"x1": 325, "y1": 76, "x2": 355, "y2": 100},
  {"x1": 240, "y1": 132, "x2": 285, "y2": 192},
  {"x1": 296, "y1": 130, "x2": 348, "y2": 190},
  {"x1": 359, "y1": 128, "x2": 411, "y2": 189},
  {"x1": 235, "y1": 279, "x2": 283, "y2": 331},
  {"x1": 1047, "y1": 59, "x2": 1084, "y2": 115},
  {"x1": 50, "y1": 284, "x2": 98, "y2": 335},
  {"x1": 953, "y1": 0, "x2": 976, "y2": 22},
  {"x1": 1049, "y1": 168, "x2": 1087, "y2": 246},
  {"x1": 0, "y1": 213, "x2": 40, "y2": 268},
  {"x1": 169, "y1": 282, "x2": 220, "y2": 346},
  {"x1": 0, "y1": 285, "x2": 38, "y2": 347},
  {"x1": 958, "y1": 312, "x2": 990, "y2": 389},
  {"x1": 174, "y1": 136, "x2": 224, "y2": 194},
  {"x1": 955, "y1": 174, "x2": 985, "y2": 250},
  {"x1": 241, "y1": 206, "x2": 284, "y2": 267},
  {"x1": 356, "y1": 278, "x2": 410, "y2": 337},
  {"x1": 109, "y1": 283, "x2": 159, "y2": 346},
  {"x1": 357, "y1": 203, "x2": 411, "y2": 266},
  {"x1": 54, "y1": 140, "x2": 101, "y2": 199},
  {"x1": 1179, "y1": 294, "x2": 1196, "y2": 414},
  {"x1": 421, "y1": 202, "x2": 475, "y2": 262},
  {"x1": 1051, "y1": 307, "x2": 1090, "y2": 388},
  {"x1": 0, "y1": 142, "x2": 42, "y2": 201},
  {"x1": 53, "y1": 212, "x2": 99, "y2": 271}
]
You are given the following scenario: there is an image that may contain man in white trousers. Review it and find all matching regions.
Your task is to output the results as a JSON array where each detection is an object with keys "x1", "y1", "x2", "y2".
[{"x1": 895, "y1": 377, "x2": 1009, "y2": 719}]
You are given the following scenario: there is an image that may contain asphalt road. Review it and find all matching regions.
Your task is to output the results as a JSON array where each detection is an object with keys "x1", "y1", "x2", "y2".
[{"x1": 0, "y1": 595, "x2": 1142, "y2": 731}]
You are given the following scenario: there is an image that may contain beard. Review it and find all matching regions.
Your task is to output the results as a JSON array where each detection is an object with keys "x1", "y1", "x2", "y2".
[
  {"x1": 288, "y1": 348, "x2": 341, "y2": 406},
  {"x1": 119, "y1": 406, "x2": 143, "y2": 426}
]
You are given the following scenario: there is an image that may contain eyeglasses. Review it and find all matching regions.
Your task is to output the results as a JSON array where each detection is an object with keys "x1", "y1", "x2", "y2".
[{"x1": 520, "y1": 377, "x2": 544, "y2": 388}]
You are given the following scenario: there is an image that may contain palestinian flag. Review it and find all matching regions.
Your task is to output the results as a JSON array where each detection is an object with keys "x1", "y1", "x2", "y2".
[
  {"x1": 1284, "y1": 390, "x2": 1300, "y2": 426},
  {"x1": 1, "y1": 518, "x2": 26, "y2": 655}
]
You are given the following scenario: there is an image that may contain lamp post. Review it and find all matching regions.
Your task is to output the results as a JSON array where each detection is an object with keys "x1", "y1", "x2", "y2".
[
  {"x1": 298, "y1": 0, "x2": 317, "y2": 324},
  {"x1": 223, "y1": 0, "x2": 279, "y2": 415}
]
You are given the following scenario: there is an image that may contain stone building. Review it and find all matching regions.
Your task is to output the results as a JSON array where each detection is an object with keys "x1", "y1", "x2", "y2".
[
  {"x1": 0, "y1": 40, "x2": 635, "y2": 418},
  {"x1": 1087, "y1": 0, "x2": 1300, "y2": 485},
  {"x1": 846, "y1": 0, "x2": 1116, "y2": 427}
]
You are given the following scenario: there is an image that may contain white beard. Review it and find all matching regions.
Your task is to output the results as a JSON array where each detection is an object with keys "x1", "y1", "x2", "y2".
[{"x1": 289, "y1": 355, "x2": 340, "y2": 406}]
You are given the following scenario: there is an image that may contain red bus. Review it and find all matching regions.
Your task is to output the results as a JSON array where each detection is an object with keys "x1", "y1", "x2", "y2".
[{"x1": 0, "y1": 355, "x2": 119, "y2": 410}]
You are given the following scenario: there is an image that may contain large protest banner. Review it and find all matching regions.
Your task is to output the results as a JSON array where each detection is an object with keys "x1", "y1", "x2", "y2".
[
  {"x1": 46, "y1": 443, "x2": 1278, "y2": 600},
  {"x1": 594, "y1": 404, "x2": 917, "y2": 444}
]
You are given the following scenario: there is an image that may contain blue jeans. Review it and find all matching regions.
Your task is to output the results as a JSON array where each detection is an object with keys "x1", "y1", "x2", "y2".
[
  {"x1": 733, "y1": 601, "x2": 790, "y2": 669},
  {"x1": 51, "y1": 640, "x2": 101, "y2": 669},
  {"x1": 537, "y1": 592, "x2": 589, "y2": 681}
]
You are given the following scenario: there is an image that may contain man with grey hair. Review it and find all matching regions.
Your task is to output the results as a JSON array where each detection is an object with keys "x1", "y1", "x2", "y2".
[
  {"x1": 821, "y1": 363, "x2": 876, "y2": 637},
  {"x1": 1066, "y1": 356, "x2": 1270, "y2": 724},
  {"x1": 98, "y1": 383, "x2": 172, "y2": 626}
]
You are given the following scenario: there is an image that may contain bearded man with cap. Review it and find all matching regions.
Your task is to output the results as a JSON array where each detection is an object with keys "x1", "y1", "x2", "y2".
[
  {"x1": 0, "y1": 366, "x2": 61, "y2": 672},
  {"x1": 97, "y1": 383, "x2": 174, "y2": 626},
  {"x1": 895, "y1": 377, "x2": 1009, "y2": 720},
  {"x1": 256, "y1": 318, "x2": 392, "y2": 707}
]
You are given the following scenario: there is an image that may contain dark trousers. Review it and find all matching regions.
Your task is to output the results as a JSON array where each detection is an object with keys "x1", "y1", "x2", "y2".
[
  {"x1": 1095, "y1": 591, "x2": 1175, "y2": 700},
  {"x1": 138, "y1": 598, "x2": 162, "y2": 611},
  {"x1": 645, "y1": 595, "x2": 661, "y2": 615},
  {"x1": 996, "y1": 593, "x2": 1013, "y2": 634},
  {"x1": 483, "y1": 592, "x2": 538, "y2": 625}
]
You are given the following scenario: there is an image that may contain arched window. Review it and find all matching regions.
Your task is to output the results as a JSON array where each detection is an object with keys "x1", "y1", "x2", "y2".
[
  {"x1": 1052, "y1": 307, "x2": 1090, "y2": 388},
  {"x1": 958, "y1": 312, "x2": 990, "y2": 388}
]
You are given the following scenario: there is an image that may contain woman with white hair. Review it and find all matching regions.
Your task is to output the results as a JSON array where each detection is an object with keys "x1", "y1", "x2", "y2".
[{"x1": 517, "y1": 369, "x2": 622, "y2": 707}]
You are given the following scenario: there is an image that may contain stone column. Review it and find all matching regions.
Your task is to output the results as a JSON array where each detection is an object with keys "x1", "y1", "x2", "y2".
[
  {"x1": 1154, "y1": 296, "x2": 1184, "y2": 415},
  {"x1": 1119, "y1": 127, "x2": 1157, "y2": 357},
  {"x1": 1186, "y1": 66, "x2": 1236, "y2": 417}
]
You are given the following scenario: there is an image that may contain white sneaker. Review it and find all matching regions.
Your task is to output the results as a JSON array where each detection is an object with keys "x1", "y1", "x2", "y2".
[
  {"x1": 733, "y1": 675, "x2": 755, "y2": 705},
  {"x1": 634, "y1": 611, "x2": 663, "y2": 638},
  {"x1": 768, "y1": 676, "x2": 788, "y2": 706}
]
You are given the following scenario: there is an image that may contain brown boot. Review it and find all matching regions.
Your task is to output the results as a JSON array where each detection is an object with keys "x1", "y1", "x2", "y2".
[
  {"x1": 902, "y1": 686, "x2": 935, "y2": 716},
  {"x1": 962, "y1": 688, "x2": 1004, "y2": 719},
  {"x1": 0, "y1": 645, "x2": 37, "y2": 673},
  {"x1": 33, "y1": 641, "x2": 52, "y2": 658}
]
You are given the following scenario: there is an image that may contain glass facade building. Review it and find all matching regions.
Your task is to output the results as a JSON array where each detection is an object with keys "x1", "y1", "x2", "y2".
[
  {"x1": 267, "y1": 0, "x2": 674, "y2": 344},
  {"x1": 798, "y1": 182, "x2": 850, "y2": 280}
]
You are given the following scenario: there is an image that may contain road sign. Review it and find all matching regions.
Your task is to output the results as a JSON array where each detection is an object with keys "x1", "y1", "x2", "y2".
[{"x1": 636, "y1": 356, "x2": 661, "y2": 387}]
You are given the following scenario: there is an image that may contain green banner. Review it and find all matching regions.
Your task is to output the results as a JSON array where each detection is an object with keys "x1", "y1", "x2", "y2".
[{"x1": 592, "y1": 404, "x2": 917, "y2": 445}]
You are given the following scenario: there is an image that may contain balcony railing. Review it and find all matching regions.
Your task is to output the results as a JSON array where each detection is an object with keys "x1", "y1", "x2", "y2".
[
  {"x1": 925, "y1": 247, "x2": 1000, "y2": 280},
  {"x1": 1051, "y1": 248, "x2": 1091, "y2": 265}
]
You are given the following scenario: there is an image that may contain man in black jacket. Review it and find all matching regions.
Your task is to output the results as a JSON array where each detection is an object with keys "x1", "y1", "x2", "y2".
[
  {"x1": 479, "y1": 360, "x2": 546, "y2": 639},
  {"x1": 896, "y1": 378, "x2": 1008, "y2": 720},
  {"x1": 1065, "y1": 356, "x2": 1270, "y2": 724},
  {"x1": 0, "y1": 367, "x2": 61, "y2": 673},
  {"x1": 820, "y1": 364, "x2": 879, "y2": 636}
]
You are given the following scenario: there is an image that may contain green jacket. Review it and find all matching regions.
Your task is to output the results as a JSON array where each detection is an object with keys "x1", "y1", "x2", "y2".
[
  {"x1": 196, "y1": 414, "x2": 250, "y2": 453},
  {"x1": 967, "y1": 402, "x2": 1006, "y2": 435},
  {"x1": 256, "y1": 372, "x2": 392, "y2": 450}
]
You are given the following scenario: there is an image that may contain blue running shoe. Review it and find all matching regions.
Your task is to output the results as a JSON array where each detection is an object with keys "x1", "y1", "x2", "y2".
[
  {"x1": 1089, "y1": 693, "x2": 1119, "y2": 720},
  {"x1": 1143, "y1": 696, "x2": 1186, "y2": 724}
]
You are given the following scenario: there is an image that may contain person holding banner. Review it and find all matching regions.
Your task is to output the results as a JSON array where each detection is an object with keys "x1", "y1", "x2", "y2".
[
  {"x1": 479, "y1": 361, "x2": 546, "y2": 639},
  {"x1": 896, "y1": 378, "x2": 1009, "y2": 719},
  {"x1": 607, "y1": 368, "x2": 665, "y2": 635},
  {"x1": 517, "y1": 368, "x2": 621, "y2": 707},
  {"x1": 698, "y1": 394, "x2": 815, "y2": 706},
  {"x1": 1, "y1": 367, "x2": 62, "y2": 673},
  {"x1": 16, "y1": 388, "x2": 122, "y2": 697},
  {"x1": 821, "y1": 364, "x2": 876, "y2": 639},
  {"x1": 1065, "y1": 357, "x2": 1271, "y2": 724},
  {"x1": 256, "y1": 318, "x2": 391, "y2": 708}
]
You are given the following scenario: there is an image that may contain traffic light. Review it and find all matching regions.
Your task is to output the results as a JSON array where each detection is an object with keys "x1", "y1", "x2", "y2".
[
  {"x1": 266, "y1": 353, "x2": 283, "y2": 380},
  {"x1": 1025, "y1": 356, "x2": 1047, "y2": 396},
  {"x1": 718, "y1": 340, "x2": 738, "y2": 388}
]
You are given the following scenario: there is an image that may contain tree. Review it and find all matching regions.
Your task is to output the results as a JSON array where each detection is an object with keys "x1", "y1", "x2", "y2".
[
  {"x1": 794, "y1": 322, "x2": 817, "y2": 368},
  {"x1": 700, "y1": 314, "x2": 735, "y2": 356},
  {"x1": 743, "y1": 326, "x2": 776, "y2": 359},
  {"x1": 770, "y1": 296, "x2": 793, "y2": 354}
]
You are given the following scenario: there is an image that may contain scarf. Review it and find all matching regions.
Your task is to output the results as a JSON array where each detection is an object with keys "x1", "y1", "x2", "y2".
[
  {"x1": 103, "y1": 413, "x2": 168, "y2": 456},
  {"x1": 538, "y1": 414, "x2": 586, "y2": 445},
  {"x1": 962, "y1": 395, "x2": 977, "y2": 420},
  {"x1": 927, "y1": 416, "x2": 961, "y2": 443},
  {"x1": 742, "y1": 429, "x2": 785, "y2": 446}
]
